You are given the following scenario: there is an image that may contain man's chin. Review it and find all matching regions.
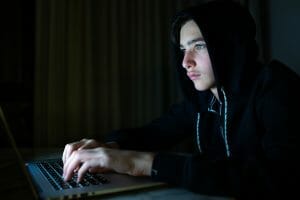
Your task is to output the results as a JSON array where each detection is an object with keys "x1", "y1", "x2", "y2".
[{"x1": 194, "y1": 83, "x2": 208, "y2": 91}]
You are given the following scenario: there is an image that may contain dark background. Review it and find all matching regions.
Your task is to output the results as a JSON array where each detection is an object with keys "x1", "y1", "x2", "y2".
[
  {"x1": 1, "y1": 0, "x2": 299, "y2": 147},
  {"x1": 1, "y1": 0, "x2": 35, "y2": 147}
]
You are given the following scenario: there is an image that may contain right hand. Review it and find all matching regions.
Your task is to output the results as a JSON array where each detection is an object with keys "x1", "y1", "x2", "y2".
[
  {"x1": 62, "y1": 138, "x2": 118, "y2": 164},
  {"x1": 63, "y1": 147, "x2": 154, "y2": 182}
]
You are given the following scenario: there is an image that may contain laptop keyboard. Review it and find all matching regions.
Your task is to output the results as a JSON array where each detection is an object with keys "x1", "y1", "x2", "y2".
[{"x1": 36, "y1": 159, "x2": 109, "y2": 190}]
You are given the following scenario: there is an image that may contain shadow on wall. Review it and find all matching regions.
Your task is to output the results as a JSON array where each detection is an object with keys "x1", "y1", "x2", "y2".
[{"x1": 269, "y1": 0, "x2": 300, "y2": 75}]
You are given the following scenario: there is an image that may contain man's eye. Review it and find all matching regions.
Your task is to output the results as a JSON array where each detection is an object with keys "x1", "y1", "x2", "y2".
[
  {"x1": 195, "y1": 43, "x2": 206, "y2": 50},
  {"x1": 180, "y1": 48, "x2": 186, "y2": 53}
]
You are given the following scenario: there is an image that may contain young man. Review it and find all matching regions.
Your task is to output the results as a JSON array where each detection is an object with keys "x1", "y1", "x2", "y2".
[{"x1": 62, "y1": 1, "x2": 300, "y2": 198}]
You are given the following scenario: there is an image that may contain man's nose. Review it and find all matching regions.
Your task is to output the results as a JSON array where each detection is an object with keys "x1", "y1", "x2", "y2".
[{"x1": 182, "y1": 51, "x2": 196, "y2": 70}]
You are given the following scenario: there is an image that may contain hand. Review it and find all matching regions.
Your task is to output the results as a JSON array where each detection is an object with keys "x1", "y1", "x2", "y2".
[
  {"x1": 62, "y1": 138, "x2": 119, "y2": 164},
  {"x1": 62, "y1": 138, "x2": 100, "y2": 164},
  {"x1": 63, "y1": 148, "x2": 154, "y2": 182}
]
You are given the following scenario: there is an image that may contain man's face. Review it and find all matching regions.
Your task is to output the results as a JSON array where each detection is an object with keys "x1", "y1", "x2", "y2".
[{"x1": 180, "y1": 20, "x2": 216, "y2": 91}]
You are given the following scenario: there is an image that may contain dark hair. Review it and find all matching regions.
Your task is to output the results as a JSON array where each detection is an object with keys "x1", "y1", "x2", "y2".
[
  {"x1": 171, "y1": 12, "x2": 193, "y2": 45},
  {"x1": 170, "y1": 0, "x2": 256, "y2": 46}
]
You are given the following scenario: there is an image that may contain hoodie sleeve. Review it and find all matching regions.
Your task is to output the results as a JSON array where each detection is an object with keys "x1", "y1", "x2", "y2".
[
  {"x1": 105, "y1": 100, "x2": 195, "y2": 151},
  {"x1": 151, "y1": 153, "x2": 237, "y2": 197},
  {"x1": 254, "y1": 64, "x2": 300, "y2": 198}
]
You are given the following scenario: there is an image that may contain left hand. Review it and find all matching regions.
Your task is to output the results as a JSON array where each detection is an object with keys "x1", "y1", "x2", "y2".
[
  {"x1": 62, "y1": 138, "x2": 119, "y2": 164},
  {"x1": 63, "y1": 147, "x2": 155, "y2": 182}
]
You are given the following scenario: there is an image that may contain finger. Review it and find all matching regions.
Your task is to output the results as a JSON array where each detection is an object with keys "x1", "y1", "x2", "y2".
[
  {"x1": 63, "y1": 150, "x2": 79, "y2": 176},
  {"x1": 77, "y1": 161, "x2": 93, "y2": 182},
  {"x1": 62, "y1": 144, "x2": 69, "y2": 164},
  {"x1": 63, "y1": 150, "x2": 74, "y2": 176},
  {"x1": 63, "y1": 141, "x2": 85, "y2": 164},
  {"x1": 63, "y1": 151, "x2": 82, "y2": 181},
  {"x1": 73, "y1": 166, "x2": 80, "y2": 173},
  {"x1": 62, "y1": 143, "x2": 74, "y2": 164},
  {"x1": 78, "y1": 139, "x2": 100, "y2": 150},
  {"x1": 78, "y1": 142, "x2": 92, "y2": 150}
]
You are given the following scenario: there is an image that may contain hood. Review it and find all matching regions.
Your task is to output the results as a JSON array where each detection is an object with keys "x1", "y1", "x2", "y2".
[{"x1": 171, "y1": 0, "x2": 262, "y2": 111}]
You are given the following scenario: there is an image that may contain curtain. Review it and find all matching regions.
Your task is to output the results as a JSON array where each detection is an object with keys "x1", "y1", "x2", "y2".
[
  {"x1": 34, "y1": 0, "x2": 261, "y2": 147},
  {"x1": 35, "y1": 0, "x2": 199, "y2": 147}
]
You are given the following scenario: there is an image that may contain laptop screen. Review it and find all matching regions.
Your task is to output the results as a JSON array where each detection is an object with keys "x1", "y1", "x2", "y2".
[{"x1": 0, "y1": 105, "x2": 38, "y2": 199}]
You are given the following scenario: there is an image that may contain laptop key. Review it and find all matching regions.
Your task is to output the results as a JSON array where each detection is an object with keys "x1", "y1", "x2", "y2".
[
  {"x1": 94, "y1": 174, "x2": 109, "y2": 184},
  {"x1": 37, "y1": 159, "x2": 110, "y2": 190}
]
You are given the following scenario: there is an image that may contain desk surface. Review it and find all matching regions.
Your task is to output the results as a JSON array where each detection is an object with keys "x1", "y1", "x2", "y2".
[
  {"x1": 100, "y1": 187, "x2": 232, "y2": 200},
  {"x1": 0, "y1": 148, "x2": 232, "y2": 200}
]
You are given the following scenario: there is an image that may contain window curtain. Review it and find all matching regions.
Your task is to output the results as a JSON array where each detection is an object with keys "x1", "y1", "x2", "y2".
[
  {"x1": 34, "y1": 0, "x2": 262, "y2": 147},
  {"x1": 34, "y1": 0, "x2": 193, "y2": 147}
]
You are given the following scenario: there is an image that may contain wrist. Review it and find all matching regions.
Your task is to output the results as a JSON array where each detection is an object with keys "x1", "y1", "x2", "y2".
[
  {"x1": 144, "y1": 152, "x2": 155, "y2": 176},
  {"x1": 131, "y1": 152, "x2": 155, "y2": 176}
]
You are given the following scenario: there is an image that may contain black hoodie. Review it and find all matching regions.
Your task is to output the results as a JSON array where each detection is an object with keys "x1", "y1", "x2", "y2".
[{"x1": 106, "y1": 1, "x2": 300, "y2": 199}]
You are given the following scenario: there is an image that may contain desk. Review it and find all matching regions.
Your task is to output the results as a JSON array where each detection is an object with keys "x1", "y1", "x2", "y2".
[
  {"x1": 99, "y1": 187, "x2": 232, "y2": 200},
  {"x1": 0, "y1": 148, "x2": 232, "y2": 200}
]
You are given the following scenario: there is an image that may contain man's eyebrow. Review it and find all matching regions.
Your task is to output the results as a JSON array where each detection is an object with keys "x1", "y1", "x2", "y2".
[{"x1": 180, "y1": 37, "x2": 205, "y2": 48}]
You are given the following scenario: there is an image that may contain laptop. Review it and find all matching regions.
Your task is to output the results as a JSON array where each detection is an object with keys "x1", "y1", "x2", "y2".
[{"x1": 0, "y1": 105, "x2": 165, "y2": 199}]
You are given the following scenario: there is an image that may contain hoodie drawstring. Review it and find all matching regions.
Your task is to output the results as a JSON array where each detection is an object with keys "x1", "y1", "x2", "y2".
[
  {"x1": 221, "y1": 88, "x2": 231, "y2": 157},
  {"x1": 196, "y1": 88, "x2": 231, "y2": 157},
  {"x1": 196, "y1": 112, "x2": 202, "y2": 153}
]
